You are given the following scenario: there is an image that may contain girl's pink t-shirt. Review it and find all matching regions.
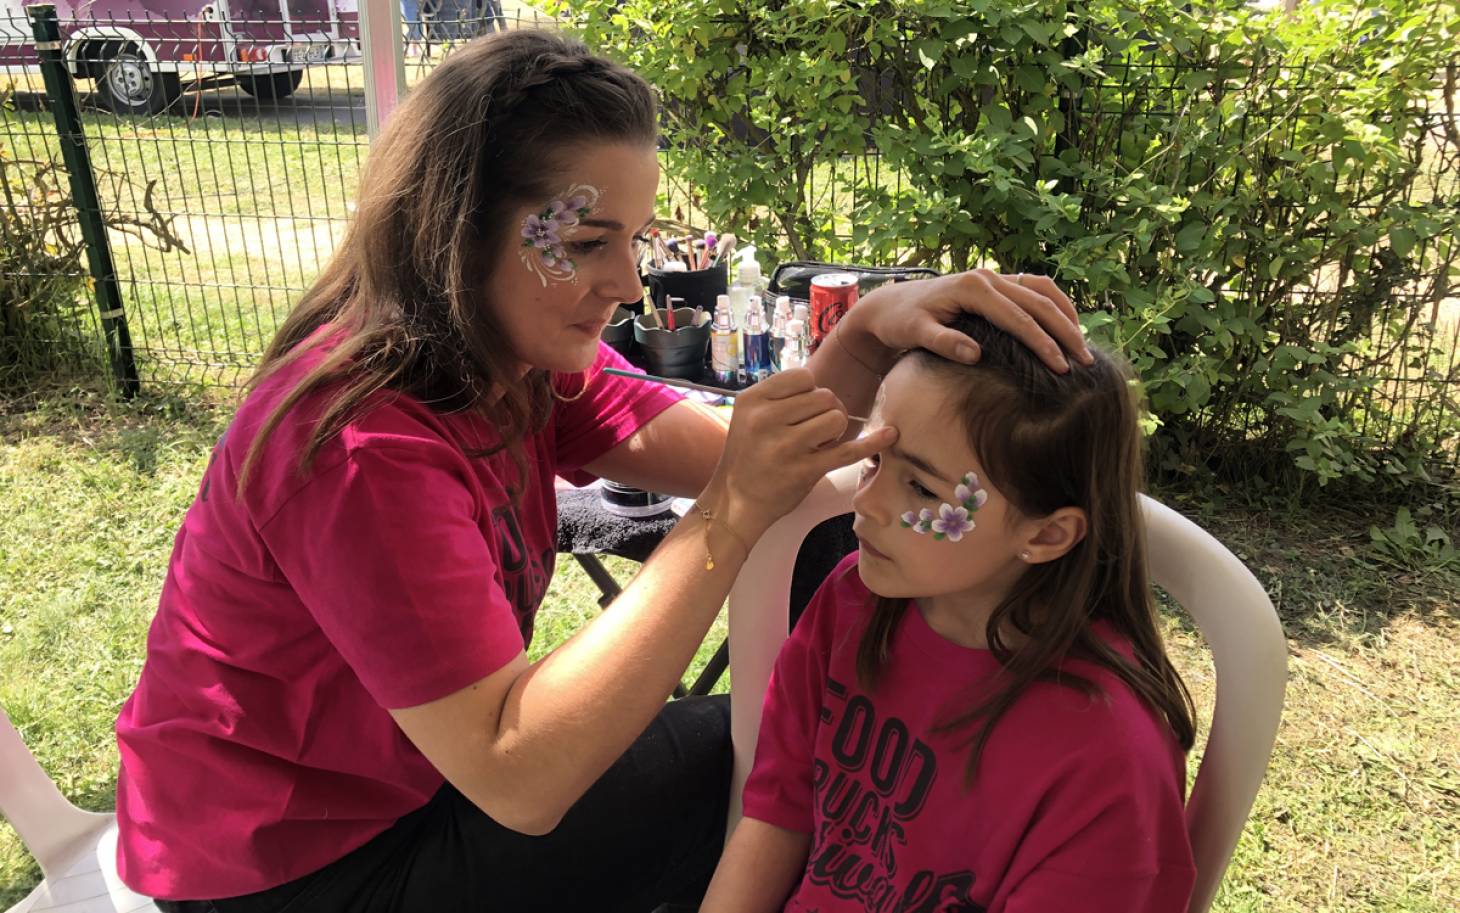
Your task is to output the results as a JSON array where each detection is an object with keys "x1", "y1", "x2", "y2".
[
  {"x1": 743, "y1": 554, "x2": 1196, "y2": 913},
  {"x1": 115, "y1": 339, "x2": 681, "y2": 900}
]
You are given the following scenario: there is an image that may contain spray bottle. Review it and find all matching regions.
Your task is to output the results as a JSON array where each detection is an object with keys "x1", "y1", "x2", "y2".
[
  {"x1": 788, "y1": 315, "x2": 811, "y2": 368},
  {"x1": 710, "y1": 293, "x2": 740, "y2": 386},
  {"x1": 742, "y1": 295, "x2": 771, "y2": 382},
  {"x1": 770, "y1": 295, "x2": 792, "y2": 371}
]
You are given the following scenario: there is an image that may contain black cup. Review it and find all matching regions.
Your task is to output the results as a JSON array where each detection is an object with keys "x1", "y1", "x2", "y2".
[
  {"x1": 600, "y1": 304, "x2": 638, "y2": 356},
  {"x1": 599, "y1": 480, "x2": 673, "y2": 519},
  {"x1": 643, "y1": 264, "x2": 729, "y2": 314},
  {"x1": 634, "y1": 308, "x2": 710, "y2": 380}
]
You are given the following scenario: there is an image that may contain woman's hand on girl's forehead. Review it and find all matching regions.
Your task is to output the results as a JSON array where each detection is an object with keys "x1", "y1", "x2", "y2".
[{"x1": 851, "y1": 268, "x2": 1093, "y2": 374}]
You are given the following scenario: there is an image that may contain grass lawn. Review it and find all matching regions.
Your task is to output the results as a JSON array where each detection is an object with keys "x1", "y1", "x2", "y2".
[{"x1": 1, "y1": 384, "x2": 1457, "y2": 911}]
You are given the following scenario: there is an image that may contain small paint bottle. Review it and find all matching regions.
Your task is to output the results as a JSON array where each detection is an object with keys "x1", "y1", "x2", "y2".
[
  {"x1": 742, "y1": 298, "x2": 772, "y2": 383},
  {"x1": 781, "y1": 318, "x2": 807, "y2": 370},
  {"x1": 710, "y1": 293, "x2": 740, "y2": 386},
  {"x1": 770, "y1": 295, "x2": 791, "y2": 371}
]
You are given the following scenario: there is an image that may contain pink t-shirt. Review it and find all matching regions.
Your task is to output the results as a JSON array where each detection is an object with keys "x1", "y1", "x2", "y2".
[
  {"x1": 743, "y1": 555, "x2": 1195, "y2": 913},
  {"x1": 115, "y1": 337, "x2": 681, "y2": 900}
]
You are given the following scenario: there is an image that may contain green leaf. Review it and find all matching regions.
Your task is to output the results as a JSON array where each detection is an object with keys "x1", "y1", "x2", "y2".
[
  {"x1": 1389, "y1": 226, "x2": 1417, "y2": 258},
  {"x1": 1175, "y1": 222, "x2": 1207, "y2": 253},
  {"x1": 916, "y1": 39, "x2": 944, "y2": 70}
]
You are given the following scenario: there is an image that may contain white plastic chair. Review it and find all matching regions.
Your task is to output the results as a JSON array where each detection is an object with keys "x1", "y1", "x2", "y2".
[
  {"x1": 0, "y1": 707, "x2": 159, "y2": 913},
  {"x1": 727, "y1": 464, "x2": 1287, "y2": 913}
]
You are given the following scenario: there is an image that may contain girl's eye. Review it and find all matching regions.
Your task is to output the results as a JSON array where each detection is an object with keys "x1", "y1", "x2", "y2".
[
  {"x1": 910, "y1": 480, "x2": 937, "y2": 499},
  {"x1": 858, "y1": 455, "x2": 879, "y2": 482}
]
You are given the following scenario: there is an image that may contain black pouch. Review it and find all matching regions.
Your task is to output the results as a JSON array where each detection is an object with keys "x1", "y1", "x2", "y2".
[{"x1": 768, "y1": 260, "x2": 941, "y2": 298}]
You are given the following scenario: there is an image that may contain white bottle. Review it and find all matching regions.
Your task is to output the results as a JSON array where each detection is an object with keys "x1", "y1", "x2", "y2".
[
  {"x1": 710, "y1": 293, "x2": 739, "y2": 385},
  {"x1": 781, "y1": 318, "x2": 807, "y2": 370},
  {"x1": 737, "y1": 256, "x2": 768, "y2": 305},
  {"x1": 770, "y1": 295, "x2": 792, "y2": 371}
]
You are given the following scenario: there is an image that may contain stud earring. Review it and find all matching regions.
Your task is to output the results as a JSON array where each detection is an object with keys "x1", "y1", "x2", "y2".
[{"x1": 1019, "y1": 550, "x2": 1032, "y2": 561}]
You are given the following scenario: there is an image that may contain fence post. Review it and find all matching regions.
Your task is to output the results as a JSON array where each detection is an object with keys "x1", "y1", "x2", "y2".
[
  {"x1": 27, "y1": 4, "x2": 140, "y2": 396},
  {"x1": 359, "y1": 0, "x2": 405, "y2": 137}
]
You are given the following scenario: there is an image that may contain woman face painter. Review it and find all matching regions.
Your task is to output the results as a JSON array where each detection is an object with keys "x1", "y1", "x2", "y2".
[{"x1": 114, "y1": 29, "x2": 1089, "y2": 913}]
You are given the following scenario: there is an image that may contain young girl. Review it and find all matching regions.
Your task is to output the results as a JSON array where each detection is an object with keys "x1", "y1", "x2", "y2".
[{"x1": 705, "y1": 315, "x2": 1198, "y2": 913}]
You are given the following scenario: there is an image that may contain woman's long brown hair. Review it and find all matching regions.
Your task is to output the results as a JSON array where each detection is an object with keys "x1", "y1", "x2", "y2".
[
  {"x1": 236, "y1": 30, "x2": 658, "y2": 496},
  {"x1": 856, "y1": 314, "x2": 1196, "y2": 783}
]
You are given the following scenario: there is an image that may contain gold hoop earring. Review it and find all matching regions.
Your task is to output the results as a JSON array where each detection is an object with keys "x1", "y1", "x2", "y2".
[{"x1": 551, "y1": 371, "x2": 593, "y2": 403}]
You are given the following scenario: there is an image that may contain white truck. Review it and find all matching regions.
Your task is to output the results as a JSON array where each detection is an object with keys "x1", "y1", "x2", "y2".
[{"x1": 0, "y1": 0, "x2": 352, "y2": 114}]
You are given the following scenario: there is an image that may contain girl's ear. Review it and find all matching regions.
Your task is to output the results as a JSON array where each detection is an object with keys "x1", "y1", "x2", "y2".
[{"x1": 1020, "y1": 507, "x2": 1088, "y2": 564}]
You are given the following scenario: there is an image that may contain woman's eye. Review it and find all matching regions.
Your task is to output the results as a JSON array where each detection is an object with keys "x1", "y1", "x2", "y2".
[
  {"x1": 566, "y1": 238, "x2": 608, "y2": 255},
  {"x1": 910, "y1": 480, "x2": 936, "y2": 499}
]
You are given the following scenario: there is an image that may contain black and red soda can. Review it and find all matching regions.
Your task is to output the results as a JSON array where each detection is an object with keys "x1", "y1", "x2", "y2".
[{"x1": 808, "y1": 272, "x2": 859, "y2": 352}]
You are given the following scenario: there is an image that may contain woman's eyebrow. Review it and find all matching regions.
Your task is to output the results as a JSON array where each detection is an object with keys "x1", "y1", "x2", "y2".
[{"x1": 578, "y1": 216, "x2": 655, "y2": 232}]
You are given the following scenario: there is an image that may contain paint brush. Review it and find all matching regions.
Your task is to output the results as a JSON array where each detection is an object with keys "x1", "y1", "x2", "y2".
[
  {"x1": 713, "y1": 232, "x2": 738, "y2": 267},
  {"x1": 601, "y1": 367, "x2": 870, "y2": 422}
]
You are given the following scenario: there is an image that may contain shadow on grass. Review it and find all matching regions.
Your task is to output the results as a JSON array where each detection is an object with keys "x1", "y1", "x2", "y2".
[
  {"x1": 0, "y1": 376, "x2": 233, "y2": 476},
  {"x1": 1150, "y1": 480, "x2": 1460, "y2": 651}
]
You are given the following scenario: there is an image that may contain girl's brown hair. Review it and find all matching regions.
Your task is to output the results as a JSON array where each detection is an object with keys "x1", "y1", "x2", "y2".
[
  {"x1": 237, "y1": 30, "x2": 658, "y2": 495},
  {"x1": 856, "y1": 314, "x2": 1196, "y2": 781}
]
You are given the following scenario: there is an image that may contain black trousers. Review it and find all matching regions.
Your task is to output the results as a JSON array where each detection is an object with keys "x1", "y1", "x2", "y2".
[{"x1": 159, "y1": 695, "x2": 731, "y2": 913}]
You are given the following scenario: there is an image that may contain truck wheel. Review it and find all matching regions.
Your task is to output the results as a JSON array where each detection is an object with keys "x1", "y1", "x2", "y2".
[
  {"x1": 237, "y1": 69, "x2": 304, "y2": 100},
  {"x1": 95, "y1": 47, "x2": 180, "y2": 116}
]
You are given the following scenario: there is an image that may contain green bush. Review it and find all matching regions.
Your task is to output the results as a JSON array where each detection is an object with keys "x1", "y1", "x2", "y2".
[
  {"x1": 553, "y1": 0, "x2": 1460, "y2": 493},
  {"x1": 1, "y1": 91, "x2": 188, "y2": 390},
  {"x1": 0, "y1": 135, "x2": 95, "y2": 383}
]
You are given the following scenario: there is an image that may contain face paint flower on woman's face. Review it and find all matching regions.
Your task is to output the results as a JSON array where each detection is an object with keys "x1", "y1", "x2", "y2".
[
  {"x1": 520, "y1": 184, "x2": 599, "y2": 286},
  {"x1": 900, "y1": 471, "x2": 988, "y2": 542}
]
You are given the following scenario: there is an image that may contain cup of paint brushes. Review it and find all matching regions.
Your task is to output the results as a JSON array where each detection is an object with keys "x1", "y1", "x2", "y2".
[
  {"x1": 643, "y1": 262, "x2": 728, "y2": 316},
  {"x1": 634, "y1": 304, "x2": 709, "y2": 380}
]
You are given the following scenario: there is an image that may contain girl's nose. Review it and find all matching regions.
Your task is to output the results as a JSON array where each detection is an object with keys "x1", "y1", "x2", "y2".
[{"x1": 850, "y1": 468, "x2": 888, "y2": 525}]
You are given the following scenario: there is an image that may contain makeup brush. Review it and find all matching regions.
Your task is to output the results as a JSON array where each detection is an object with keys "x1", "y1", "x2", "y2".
[{"x1": 602, "y1": 368, "x2": 870, "y2": 423}]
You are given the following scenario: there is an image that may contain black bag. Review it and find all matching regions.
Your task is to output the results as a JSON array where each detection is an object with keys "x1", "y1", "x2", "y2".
[{"x1": 768, "y1": 260, "x2": 940, "y2": 299}]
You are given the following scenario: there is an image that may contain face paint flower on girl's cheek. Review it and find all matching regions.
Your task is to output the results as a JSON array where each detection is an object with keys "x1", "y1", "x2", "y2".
[
  {"x1": 520, "y1": 183, "x2": 600, "y2": 286},
  {"x1": 900, "y1": 472, "x2": 989, "y2": 543}
]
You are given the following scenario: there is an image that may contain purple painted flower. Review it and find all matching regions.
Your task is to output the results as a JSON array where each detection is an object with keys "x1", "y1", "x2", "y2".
[
  {"x1": 955, "y1": 472, "x2": 988, "y2": 511},
  {"x1": 521, "y1": 213, "x2": 560, "y2": 249},
  {"x1": 931, "y1": 503, "x2": 974, "y2": 542},
  {"x1": 548, "y1": 195, "x2": 591, "y2": 228},
  {"x1": 901, "y1": 508, "x2": 935, "y2": 535}
]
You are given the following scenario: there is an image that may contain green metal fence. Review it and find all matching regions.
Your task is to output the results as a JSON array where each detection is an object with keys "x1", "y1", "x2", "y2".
[{"x1": 1, "y1": 4, "x2": 1457, "y2": 472}]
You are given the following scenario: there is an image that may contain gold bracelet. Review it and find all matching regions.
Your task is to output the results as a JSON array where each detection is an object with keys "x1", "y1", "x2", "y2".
[
  {"x1": 834, "y1": 319, "x2": 887, "y2": 377},
  {"x1": 696, "y1": 502, "x2": 752, "y2": 570}
]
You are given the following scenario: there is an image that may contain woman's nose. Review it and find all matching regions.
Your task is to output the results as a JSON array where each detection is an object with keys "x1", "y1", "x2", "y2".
[{"x1": 599, "y1": 242, "x2": 646, "y2": 304}]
